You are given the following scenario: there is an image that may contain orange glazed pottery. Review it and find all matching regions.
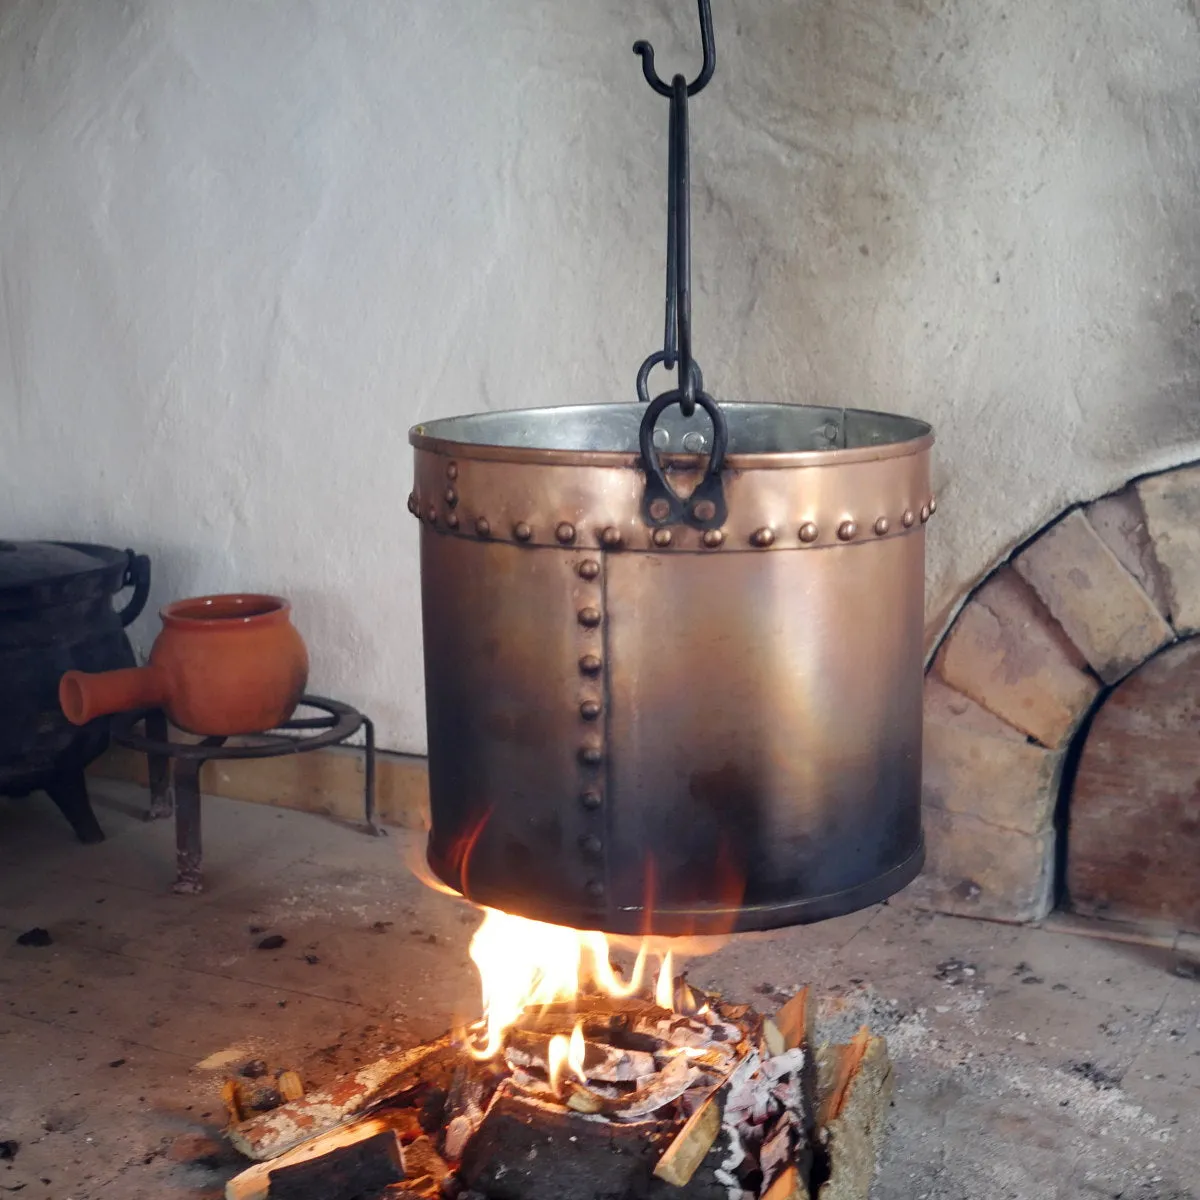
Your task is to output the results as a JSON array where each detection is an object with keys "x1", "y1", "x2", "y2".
[{"x1": 59, "y1": 594, "x2": 309, "y2": 736}]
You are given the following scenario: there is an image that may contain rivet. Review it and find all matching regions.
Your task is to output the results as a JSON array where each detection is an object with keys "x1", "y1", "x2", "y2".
[
  {"x1": 513, "y1": 521, "x2": 532, "y2": 542},
  {"x1": 556, "y1": 522, "x2": 577, "y2": 545},
  {"x1": 446, "y1": 512, "x2": 459, "y2": 529},
  {"x1": 580, "y1": 789, "x2": 603, "y2": 810},
  {"x1": 444, "y1": 487, "x2": 458, "y2": 507},
  {"x1": 874, "y1": 517, "x2": 890, "y2": 536},
  {"x1": 580, "y1": 699, "x2": 602, "y2": 721},
  {"x1": 750, "y1": 527, "x2": 775, "y2": 548},
  {"x1": 426, "y1": 506, "x2": 437, "y2": 524},
  {"x1": 579, "y1": 654, "x2": 603, "y2": 675},
  {"x1": 702, "y1": 529, "x2": 725, "y2": 549},
  {"x1": 837, "y1": 520, "x2": 858, "y2": 541},
  {"x1": 475, "y1": 517, "x2": 491, "y2": 537},
  {"x1": 578, "y1": 743, "x2": 604, "y2": 766},
  {"x1": 902, "y1": 510, "x2": 915, "y2": 528},
  {"x1": 692, "y1": 499, "x2": 717, "y2": 523},
  {"x1": 601, "y1": 526, "x2": 623, "y2": 549},
  {"x1": 578, "y1": 559, "x2": 601, "y2": 581},
  {"x1": 446, "y1": 462, "x2": 458, "y2": 480},
  {"x1": 652, "y1": 528, "x2": 672, "y2": 547},
  {"x1": 579, "y1": 834, "x2": 603, "y2": 857},
  {"x1": 585, "y1": 879, "x2": 606, "y2": 900},
  {"x1": 798, "y1": 522, "x2": 819, "y2": 544},
  {"x1": 929, "y1": 495, "x2": 938, "y2": 514},
  {"x1": 648, "y1": 498, "x2": 671, "y2": 522},
  {"x1": 407, "y1": 492, "x2": 419, "y2": 516},
  {"x1": 578, "y1": 607, "x2": 602, "y2": 628},
  {"x1": 920, "y1": 504, "x2": 931, "y2": 523}
]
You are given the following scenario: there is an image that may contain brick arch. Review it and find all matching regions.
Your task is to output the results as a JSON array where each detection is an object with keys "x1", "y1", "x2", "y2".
[{"x1": 908, "y1": 462, "x2": 1200, "y2": 923}]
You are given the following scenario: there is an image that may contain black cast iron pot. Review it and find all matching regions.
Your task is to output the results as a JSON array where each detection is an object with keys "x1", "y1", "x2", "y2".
[{"x1": 0, "y1": 540, "x2": 150, "y2": 842}]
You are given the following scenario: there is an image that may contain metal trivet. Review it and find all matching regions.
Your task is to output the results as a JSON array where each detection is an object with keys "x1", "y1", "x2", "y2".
[{"x1": 111, "y1": 695, "x2": 377, "y2": 894}]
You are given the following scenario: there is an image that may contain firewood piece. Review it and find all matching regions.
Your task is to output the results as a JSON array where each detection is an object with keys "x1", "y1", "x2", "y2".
[
  {"x1": 229, "y1": 1035, "x2": 453, "y2": 1161},
  {"x1": 763, "y1": 1164, "x2": 811, "y2": 1200},
  {"x1": 277, "y1": 1071, "x2": 304, "y2": 1102},
  {"x1": 775, "y1": 988, "x2": 811, "y2": 1052},
  {"x1": 264, "y1": 1128, "x2": 404, "y2": 1199},
  {"x1": 652, "y1": 1091, "x2": 721, "y2": 1187},
  {"x1": 816, "y1": 1036, "x2": 894, "y2": 1200},
  {"x1": 564, "y1": 1053, "x2": 698, "y2": 1119},
  {"x1": 817, "y1": 1029, "x2": 870, "y2": 1128},
  {"x1": 403, "y1": 1136, "x2": 449, "y2": 1189},
  {"x1": 461, "y1": 1085, "x2": 694, "y2": 1200},
  {"x1": 763, "y1": 1018, "x2": 786, "y2": 1057},
  {"x1": 223, "y1": 1078, "x2": 244, "y2": 1126},
  {"x1": 225, "y1": 1114, "x2": 412, "y2": 1200},
  {"x1": 505, "y1": 1028, "x2": 657, "y2": 1083}
]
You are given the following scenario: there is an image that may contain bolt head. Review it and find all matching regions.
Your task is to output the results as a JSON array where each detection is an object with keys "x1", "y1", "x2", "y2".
[
  {"x1": 579, "y1": 834, "x2": 603, "y2": 857},
  {"x1": 426, "y1": 506, "x2": 437, "y2": 524},
  {"x1": 556, "y1": 522, "x2": 577, "y2": 545},
  {"x1": 798, "y1": 522, "x2": 819, "y2": 543},
  {"x1": 578, "y1": 743, "x2": 604, "y2": 766},
  {"x1": 702, "y1": 528, "x2": 725, "y2": 548},
  {"x1": 407, "y1": 492, "x2": 419, "y2": 516},
  {"x1": 837, "y1": 520, "x2": 858, "y2": 541},
  {"x1": 585, "y1": 879, "x2": 606, "y2": 900},
  {"x1": 446, "y1": 462, "x2": 458, "y2": 479},
  {"x1": 579, "y1": 699, "x2": 602, "y2": 720},
  {"x1": 601, "y1": 526, "x2": 623, "y2": 548},
  {"x1": 444, "y1": 487, "x2": 458, "y2": 507},
  {"x1": 929, "y1": 494, "x2": 938, "y2": 514},
  {"x1": 874, "y1": 517, "x2": 890, "y2": 536},
  {"x1": 652, "y1": 528, "x2": 672, "y2": 547},
  {"x1": 580, "y1": 789, "x2": 602, "y2": 810},
  {"x1": 446, "y1": 512, "x2": 459, "y2": 529},
  {"x1": 578, "y1": 607, "x2": 602, "y2": 628},
  {"x1": 750, "y1": 527, "x2": 775, "y2": 548},
  {"x1": 579, "y1": 654, "x2": 602, "y2": 676},
  {"x1": 902, "y1": 510, "x2": 915, "y2": 528},
  {"x1": 578, "y1": 559, "x2": 601, "y2": 581},
  {"x1": 513, "y1": 521, "x2": 532, "y2": 542},
  {"x1": 648, "y1": 497, "x2": 672, "y2": 522},
  {"x1": 920, "y1": 504, "x2": 931, "y2": 523},
  {"x1": 475, "y1": 517, "x2": 491, "y2": 537},
  {"x1": 691, "y1": 499, "x2": 717, "y2": 523}
]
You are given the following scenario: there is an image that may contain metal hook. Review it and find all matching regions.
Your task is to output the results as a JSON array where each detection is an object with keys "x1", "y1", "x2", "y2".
[{"x1": 632, "y1": 0, "x2": 716, "y2": 98}]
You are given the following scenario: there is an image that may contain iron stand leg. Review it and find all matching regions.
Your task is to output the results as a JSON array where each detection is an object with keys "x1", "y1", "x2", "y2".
[
  {"x1": 362, "y1": 716, "x2": 381, "y2": 835},
  {"x1": 144, "y1": 709, "x2": 174, "y2": 821},
  {"x1": 45, "y1": 768, "x2": 105, "y2": 844},
  {"x1": 172, "y1": 759, "x2": 205, "y2": 894}
]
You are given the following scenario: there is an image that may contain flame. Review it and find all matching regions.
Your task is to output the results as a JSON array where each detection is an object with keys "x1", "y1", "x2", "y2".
[
  {"x1": 548, "y1": 1020, "x2": 587, "y2": 1095},
  {"x1": 464, "y1": 907, "x2": 685, "y2": 1061}
]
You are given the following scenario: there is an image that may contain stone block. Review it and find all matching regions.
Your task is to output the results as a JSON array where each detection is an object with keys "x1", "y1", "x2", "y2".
[
  {"x1": 1138, "y1": 465, "x2": 1200, "y2": 635},
  {"x1": 1014, "y1": 508, "x2": 1172, "y2": 684},
  {"x1": 933, "y1": 567, "x2": 1100, "y2": 747},
  {"x1": 1085, "y1": 490, "x2": 1171, "y2": 619},
  {"x1": 922, "y1": 677, "x2": 1063, "y2": 837},
  {"x1": 904, "y1": 806, "x2": 1055, "y2": 924}
]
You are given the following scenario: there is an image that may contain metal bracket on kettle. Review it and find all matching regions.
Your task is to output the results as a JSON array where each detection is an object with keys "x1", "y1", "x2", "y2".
[{"x1": 633, "y1": 0, "x2": 729, "y2": 530}]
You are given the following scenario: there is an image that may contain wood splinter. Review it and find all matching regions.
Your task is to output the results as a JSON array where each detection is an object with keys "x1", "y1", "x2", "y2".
[{"x1": 652, "y1": 1091, "x2": 721, "y2": 1187}]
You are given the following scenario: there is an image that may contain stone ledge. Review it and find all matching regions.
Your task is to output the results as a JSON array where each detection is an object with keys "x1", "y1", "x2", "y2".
[
  {"x1": 1138, "y1": 464, "x2": 1200, "y2": 635},
  {"x1": 88, "y1": 742, "x2": 432, "y2": 831}
]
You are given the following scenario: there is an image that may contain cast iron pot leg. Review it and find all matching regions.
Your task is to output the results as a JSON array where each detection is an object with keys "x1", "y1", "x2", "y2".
[
  {"x1": 144, "y1": 709, "x2": 174, "y2": 821},
  {"x1": 45, "y1": 769, "x2": 105, "y2": 844},
  {"x1": 172, "y1": 759, "x2": 204, "y2": 895}
]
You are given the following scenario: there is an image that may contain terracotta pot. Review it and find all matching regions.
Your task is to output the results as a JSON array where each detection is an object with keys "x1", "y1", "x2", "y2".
[{"x1": 59, "y1": 594, "x2": 309, "y2": 736}]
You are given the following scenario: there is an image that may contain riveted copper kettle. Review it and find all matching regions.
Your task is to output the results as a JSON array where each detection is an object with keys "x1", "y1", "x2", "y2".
[{"x1": 408, "y1": 2, "x2": 933, "y2": 935}]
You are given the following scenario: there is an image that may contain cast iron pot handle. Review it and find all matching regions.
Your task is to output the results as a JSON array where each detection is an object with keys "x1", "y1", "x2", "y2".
[
  {"x1": 638, "y1": 389, "x2": 728, "y2": 530},
  {"x1": 117, "y1": 551, "x2": 151, "y2": 627}
]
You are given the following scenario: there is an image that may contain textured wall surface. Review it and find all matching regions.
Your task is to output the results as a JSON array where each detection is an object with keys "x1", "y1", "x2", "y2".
[{"x1": 2, "y1": 0, "x2": 1200, "y2": 752}]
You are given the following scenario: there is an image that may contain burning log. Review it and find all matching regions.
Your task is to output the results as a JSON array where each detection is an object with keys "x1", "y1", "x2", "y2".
[
  {"x1": 228, "y1": 1036, "x2": 455, "y2": 1161},
  {"x1": 652, "y1": 1091, "x2": 722, "y2": 1187},
  {"x1": 505, "y1": 1027, "x2": 658, "y2": 1083}
]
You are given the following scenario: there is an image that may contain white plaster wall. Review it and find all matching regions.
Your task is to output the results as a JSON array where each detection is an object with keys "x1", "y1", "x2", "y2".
[{"x1": 2, "y1": 0, "x2": 1200, "y2": 752}]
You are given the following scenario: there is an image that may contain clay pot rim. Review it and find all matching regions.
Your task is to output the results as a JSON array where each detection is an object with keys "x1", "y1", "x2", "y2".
[{"x1": 161, "y1": 593, "x2": 291, "y2": 630}]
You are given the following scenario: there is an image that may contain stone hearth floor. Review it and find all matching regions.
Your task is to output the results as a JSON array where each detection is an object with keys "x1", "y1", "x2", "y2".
[{"x1": 0, "y1": 782, "x2": 1197, "y2": 1200}]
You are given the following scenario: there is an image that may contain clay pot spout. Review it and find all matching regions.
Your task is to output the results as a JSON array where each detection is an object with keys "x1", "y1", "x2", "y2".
[{"x1": 60, "y1": 665, "x2": 165, "y2": 725}]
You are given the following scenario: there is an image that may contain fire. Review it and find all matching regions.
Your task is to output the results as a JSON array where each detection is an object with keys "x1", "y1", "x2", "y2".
[
  {"x1": 464, "y1": 907, "x2": 678, "y2": 1060},
  {"x1": 547, "y1": 1021, "x2": 587, "y2": 1096}
]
